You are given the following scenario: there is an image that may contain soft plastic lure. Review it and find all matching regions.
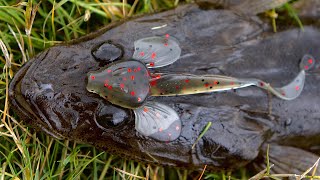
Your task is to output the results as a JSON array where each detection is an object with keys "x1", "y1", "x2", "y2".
[{"x1": 87, "y1": 35, "x2": 315, "y2": 142}]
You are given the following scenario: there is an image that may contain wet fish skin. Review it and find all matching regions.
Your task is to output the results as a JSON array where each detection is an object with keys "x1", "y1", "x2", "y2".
[{"x1": 9, "y1": 3, "x2": 320, "y2": 172}]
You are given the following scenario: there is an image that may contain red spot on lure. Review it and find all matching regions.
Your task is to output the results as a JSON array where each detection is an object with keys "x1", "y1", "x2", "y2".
[
  {"x1": 151, "y1": 52, "x2": 156, "y2": 59},
  {"x1": 131, "y1": 91, "x2": 135, "y2": 96}
]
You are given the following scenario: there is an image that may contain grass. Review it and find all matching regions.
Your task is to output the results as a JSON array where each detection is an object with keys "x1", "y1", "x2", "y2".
[{"x1": 0, "y1": 0, "x2": 317, "y2": 179}]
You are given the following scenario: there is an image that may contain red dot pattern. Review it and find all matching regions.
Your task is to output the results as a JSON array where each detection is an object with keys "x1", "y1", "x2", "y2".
[
  {"x1": 151, "y1": 52, "x2": 156, "y2": 59},
  {"x1": 88, "y1": 61, "x2": 150, "y2": 108},
  {"x1": 149, "y1": 75, "x2": 243, "y2": 96},
  {"x1": 150, "y1": 80, "x2": 157, "y2": 86},
  {"x1": 259, "y1": 82, "x2": 264, "y2": 87}
]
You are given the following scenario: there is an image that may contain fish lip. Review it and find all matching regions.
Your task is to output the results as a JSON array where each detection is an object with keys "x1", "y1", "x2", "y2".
[
  {"x1": 9, "y1": 51, "x2": 40, "y2": 111},
  {"x1": 9, "y1": 49, "x2": 64, "y2": 139}
]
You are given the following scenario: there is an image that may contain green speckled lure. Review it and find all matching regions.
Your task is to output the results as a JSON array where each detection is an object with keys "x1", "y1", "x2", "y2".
[{"x1": 87, "y1": 35, "x2": 315, "y2": 142}]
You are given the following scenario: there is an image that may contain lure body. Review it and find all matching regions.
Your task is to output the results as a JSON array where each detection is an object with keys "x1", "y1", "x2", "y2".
[
  {"x1": 150, "y1": 74, "x2": 250, "y2": 96},
  {"x1": 87, "y1": 36, "x2": 315, "y2": 142}
]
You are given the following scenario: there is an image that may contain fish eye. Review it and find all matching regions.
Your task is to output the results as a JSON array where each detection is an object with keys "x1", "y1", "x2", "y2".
[
  {"x1": 91, "y1": 41, "x2": 124, "y2": 63},
  {"x1": 95, "y1": 105, "x2": 132, "y2": 129}
]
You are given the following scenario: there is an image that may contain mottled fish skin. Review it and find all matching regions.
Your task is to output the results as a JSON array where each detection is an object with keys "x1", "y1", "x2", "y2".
[
  {"x1": 9, "y1": 3, "x2": 320, "y2": 172},
  {"x1": 196, "y1": 0, "x2": 290, "y2": 15}
]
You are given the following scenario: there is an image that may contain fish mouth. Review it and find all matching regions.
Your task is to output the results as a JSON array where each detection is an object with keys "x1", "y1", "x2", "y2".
[
  {"x1": 9, "y1": 49, "x2": 64, "y2": 139},
  {"x1": 8, "y1": 46, "x2": 135, "y2": 141}
]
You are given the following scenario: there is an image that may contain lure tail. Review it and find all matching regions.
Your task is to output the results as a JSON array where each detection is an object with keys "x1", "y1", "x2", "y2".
[
  {"x1": 254, "y1": 54, "x2": 315, "y2": 100},
  {"x1": 240, "y1": 70, "x2": 305, "y2": 100}
]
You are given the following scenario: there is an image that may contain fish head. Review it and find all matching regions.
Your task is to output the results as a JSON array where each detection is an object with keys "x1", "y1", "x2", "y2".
[{"x1": 8, "y1": 46, "x2": 139, "y2": 145}]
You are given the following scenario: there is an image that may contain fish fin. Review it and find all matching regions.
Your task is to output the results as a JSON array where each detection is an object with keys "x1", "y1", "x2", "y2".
[
  {"x1": 132, "y1": 36, "x2": 181, "y2": 68},
  {"x1": 253, "y1": 144, "x2": 320, "y2": 175},
  {"x1": 133, "y1": 101, "x2": 181, "y2": 142},
  {"x1": 231, "y1": 0, "x2": 290, "y2": 15}
]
